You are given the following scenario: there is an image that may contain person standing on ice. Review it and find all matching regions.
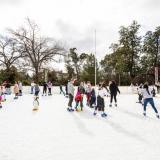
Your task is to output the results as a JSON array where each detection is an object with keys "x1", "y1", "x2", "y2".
[
  {"x1": 141, "y1": 83, "x2": 159, "y2": 119},
  {"x1": 42, "y1": 81, "x2": 48, "y2": 96},
  {"x1": 13, "y1": 82, "x2": 19, "y2": 99},
  {"x1": 93, "y1": 83, "x2": 108, "y2": 117},
  {"x1": 60, "y1": 84, "x2": 65, "y2": 96},
  {"x1": 67, "y1": 78, "x2": 75, "y2": 112},
  {"x1": 75, "y1": 82, "x2": 85, "y2": 111},
  {"x1": 109, "y1": 80, "x2": 120, "y2": 107},
  {"x1": 47, "y1": 81, "x2": 52, "y2": 95},
  {"x1": 85, "y1": 81, "x2": 92, "y2": 106},
  {"x1": 34, "y1": 83, "x2": 40, "y2": 97},
  {"x1": 18, "y1": 81, "x2": 23, "y2": 96},
  {"x1": 30, "y1": 81, "x2": 35, "y2": 94}
]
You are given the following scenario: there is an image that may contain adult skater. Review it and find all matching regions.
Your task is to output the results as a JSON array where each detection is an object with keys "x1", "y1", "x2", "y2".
[
  {"x1": 30, "y1": 81, "x2": 35, "y2": 94},
  {"x1": 75, "y1": 82, "x2": 85, "y2": 111},
  {"x1": 13, "y1": 82, "x2": 19, "y2": 99},
  {"x1": 67, "y1": 78, "x2": 75, "y2": 112},
  {"x1": 137, "y1": 84, "x2": 143, "y2": 104},
  {"x1": 65, "y1": 81, "x2": 69, "y2": 97},
  {"x1": 90, "y1": 87, "x2": 96, "y2": 108},
  {"x1": 42, "y1": 81, "x2": 48, "y2": 96},
  {"x1": 93, "y1": 83, "x2": 108, "y2": 117},
  {"x1": 34, "y1": 83, "x2": 40, "y2": 97},
  {"x1": 141, "y1": 83, "x2": 159, "y2": 118},
  {"x1": 47, "y1": 81, "x2": 52, "y2": 95},
  {"x1": 18, "y1": 81, "x2": 23, "y2": 96},
  {"x1": 60, "y1": 84, "x2": 65, "y2": 96},
  {"x1": 4, "y1": 81, "x2": 11, "y2": 95},
  {"x1": 109, "y1": 80, "x2": 120, "y2": 107},
  {"x1": 85, "y1": 81, "x2": 92, "y2": 106}
]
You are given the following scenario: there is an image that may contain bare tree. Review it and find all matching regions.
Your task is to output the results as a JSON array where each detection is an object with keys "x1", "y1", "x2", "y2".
[
  {"x1": 9, "y1": 18, "x2": 65, "y2": 83},
  {"x1": 0, "y1": 35, "x2": 24, "y2": 72}
]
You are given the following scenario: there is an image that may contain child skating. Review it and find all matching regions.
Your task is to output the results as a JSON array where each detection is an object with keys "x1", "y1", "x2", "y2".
[
  {"x1": 33, "y1": 84, "x2": 40, "y2": 111},
  {"x1": 93, "y1": 83, "x2": 108, "y2": 117}
]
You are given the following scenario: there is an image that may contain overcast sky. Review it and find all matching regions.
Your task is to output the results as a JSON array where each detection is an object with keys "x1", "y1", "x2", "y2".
[{"x1": 0, "y1": 0, "x2": 160, "y2": 70}]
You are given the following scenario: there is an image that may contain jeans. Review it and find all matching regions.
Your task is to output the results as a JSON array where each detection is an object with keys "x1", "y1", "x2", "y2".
[{"x1": 144, "y1": 98, "x2": 158, "y2": 113}]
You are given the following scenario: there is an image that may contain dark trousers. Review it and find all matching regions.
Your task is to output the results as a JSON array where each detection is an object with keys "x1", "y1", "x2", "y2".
[
  {"x1": 75, "y1": 98, "x2": 83, "y2": 109},
  {"x1": 144, "y1": 98, "x2": 158, "y2": 113},
  {"x1": 48, "y1": 88, "x2": 52, "y2": 94},
  {"x1": 68, "y1": 94, "x2": 73, "y2": 108},
  {"x1": 43, "y1": 88, "x2": 47, "y2": 94},
  {"x1": 35, "y1": 91, "x2": 39, "y2": 96},
  {"x1": 95, "y1": 96, "x2": 105, "y2": 111},
  {"x1": 110, "y1": 93, "x2": 117, "y2": 103}
]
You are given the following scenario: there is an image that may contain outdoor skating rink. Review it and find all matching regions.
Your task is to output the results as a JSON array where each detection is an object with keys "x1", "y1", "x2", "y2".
[{"x1": 0, "y1": 90, "x2": 160, "y2": 160}]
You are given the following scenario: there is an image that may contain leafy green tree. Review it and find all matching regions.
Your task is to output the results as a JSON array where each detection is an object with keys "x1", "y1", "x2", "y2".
[
  {"x1": 119, "y1": 20, "x2": 142, "y2": 78},
  {"x1": 67, "y1": 48, "x2": 87, "y2": 81},
  {"x1": 81, "y1": 54, "x2": 100, "y2": 84}
]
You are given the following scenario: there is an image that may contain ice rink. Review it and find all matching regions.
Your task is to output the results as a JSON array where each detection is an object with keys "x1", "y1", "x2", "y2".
[{"x1": 0, "y1": 88, "x2": 160, "y2": 160}]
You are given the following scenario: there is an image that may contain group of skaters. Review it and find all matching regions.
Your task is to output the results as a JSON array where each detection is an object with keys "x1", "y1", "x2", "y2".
[
  {"x1": 31, "y1": 81, "x2": 52, "y2": 96},
  {"x1": 67, "y1": 79, "x2": 160, "y2": 119},
  {"x1": 0, "y1": 81, "x2": 23, "y2": 108},
  {"x1": 67, "y1": 79, "x2": 120, "y2": 117}
]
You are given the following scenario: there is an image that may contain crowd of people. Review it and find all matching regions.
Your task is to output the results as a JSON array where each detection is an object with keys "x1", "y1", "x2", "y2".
[
  {"x1": 0, "y1": 79, "x2": 159, "y2": 119},
  {"x1": 67, "y1": 79, "x2": 121, "y2": 117}
]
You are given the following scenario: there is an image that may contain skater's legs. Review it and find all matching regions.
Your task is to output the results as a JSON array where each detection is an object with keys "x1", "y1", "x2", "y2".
[
  {"x1": 113, "y1": 93, "x2": 117, "y2": 103},
  {"x1": 110, "y1": 93, "x2": 113, "y2": 103},
  {"x1": 68, "y1": 94, "x2": 73, "y2": 108},
  {"x1": 149, "y1": 98, "x2": 158, "y2": 114}
]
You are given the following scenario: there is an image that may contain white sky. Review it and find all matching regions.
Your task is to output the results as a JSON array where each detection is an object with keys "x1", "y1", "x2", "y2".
[{"x1": 0, "y1": 0, "x2": 160, "y2": 70}]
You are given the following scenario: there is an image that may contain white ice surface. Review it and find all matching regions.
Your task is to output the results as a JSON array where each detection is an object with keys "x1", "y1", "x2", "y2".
[{"x1": 0, "y1": 91, "x2": 160, "y2": 160}]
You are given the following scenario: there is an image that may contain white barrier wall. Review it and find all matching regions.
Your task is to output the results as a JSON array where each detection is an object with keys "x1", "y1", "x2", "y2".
[{"x1": 8, "y1": 86, "x2": 140, "y2": 94}]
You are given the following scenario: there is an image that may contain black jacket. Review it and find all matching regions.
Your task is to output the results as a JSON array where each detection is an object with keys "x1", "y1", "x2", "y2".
[{"x1": 109, "y1": 83, "x2": 120, "y2": 94}]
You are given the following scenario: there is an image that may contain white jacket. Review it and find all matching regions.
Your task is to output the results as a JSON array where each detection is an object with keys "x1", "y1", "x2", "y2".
[{"x1": 141, "y1": 88, "x2": 153, "y2": 99}]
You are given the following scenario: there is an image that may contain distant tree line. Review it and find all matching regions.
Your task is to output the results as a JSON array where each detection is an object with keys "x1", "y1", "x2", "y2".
[{"x1": 0, "y1": 19, "x2": 160, "y2": 85}]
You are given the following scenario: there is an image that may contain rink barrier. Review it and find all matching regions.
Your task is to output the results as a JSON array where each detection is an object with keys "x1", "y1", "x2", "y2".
[{"x1": 5, "y1": 86, "x2": 152, "y2": 95}]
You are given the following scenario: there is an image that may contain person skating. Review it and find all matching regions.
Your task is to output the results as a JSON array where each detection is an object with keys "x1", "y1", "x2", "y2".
[
  {"x1": 34, "y1": 83, "x2": 40, "y2": 97},
  {"x1": 93, "y1": 83, "x2": 108, "y2": 117},
  {"x1": 18, "y1": 81, "x2": 23, "y2": 96},
  {"x1": 4, "y1": 81, "x2": 11, "y2": 95},
  {"x1": 137, "y1": 84, "x2": 143, "y2": 104},
  {"x1": 65, "y1": 81, "x2": 69, "y2": 97},
  {"x1": 90, "y1": 88, "x2": 96, "y2": 108},
  {"x1": 85, "y1": 81, "x2": 92, "y2": 106},
  {"x1": 67, "y1": 79, "x2": 75, "y2": 112},
  {"x1": 33, "y1": 83, "x2": 40, "y2": 111},
  {"x1": 109, "y1": 80, "x2": 120, "y2": 107},
  {"x1": 47, "y1": 81, "x2": 52, "y2": 96},
  {"x1": 0, "y1": 85, "x2": 6, "y2": 102},
  {"x1": 30, "y1": 81, "x2": 35, "y2": 94},
  {"x1": 42, "y1": 82, "x2": 48, "y2": 96},
  {"x1": 13, "y1": 82, "x2": 19, "y2": 99},
  {"x1": 0, "y1": 93, "x2": 2, "y2": 108},
  {"x1": 141, "y1": 83, "x2": 159, "y2": 119},
  {"x1": 60, "y1": 84, "x2": 65, "y2": 96},
  {"x1": 75, "y1": 82, "x2": 85, "y2": 111}
]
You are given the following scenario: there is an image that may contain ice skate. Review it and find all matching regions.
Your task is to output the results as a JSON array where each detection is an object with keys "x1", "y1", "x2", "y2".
[
  {"x1": 156, "y1": 114, "x2": 160, "y2": 119},
  {"x1": 101, "y1": 113, "x2": 107, "y2": 117},
  {"x1": 109, "y1": 104, "x2": 112, "y2": 107},
  {"x1": 93, "y1": 112, "x2": 97, "y2": 116},
  {"x1": 115, "y1": 103, "x2": 117, "y2": 107}
]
